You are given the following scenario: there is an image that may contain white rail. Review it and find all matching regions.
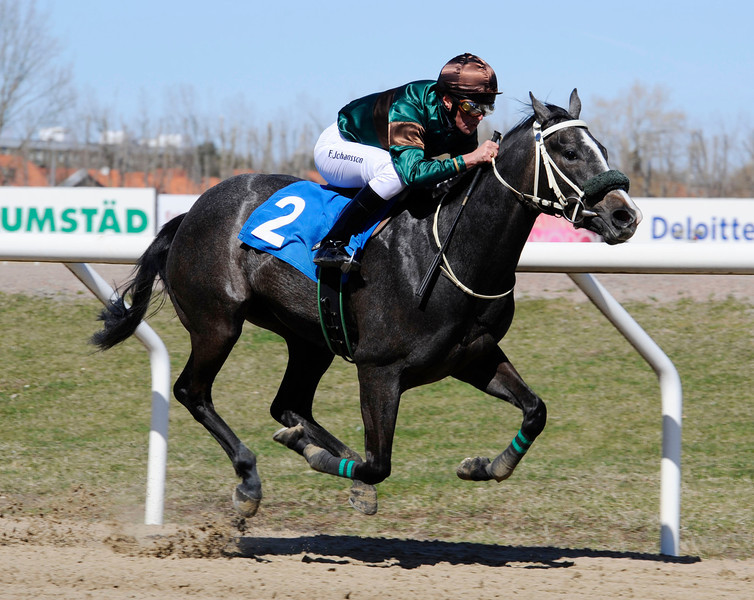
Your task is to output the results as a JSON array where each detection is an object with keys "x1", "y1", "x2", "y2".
[
  {"x1": 63, "y1": 263, "x2": 170, "y2": 525},
  {"x1": 5, "y1": 236, "x2": 749, "y2": 272},
  {"x1": 567, "y1": 273, "x2": 683, "y2": 556},
  {"x1": 518, "y1": 242, "x2": 753, "y2": 273}
]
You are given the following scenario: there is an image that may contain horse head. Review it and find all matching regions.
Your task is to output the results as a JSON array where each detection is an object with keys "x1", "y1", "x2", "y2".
[{"x1": 521, "y1": 89, "x2": 642, "y2": 244}]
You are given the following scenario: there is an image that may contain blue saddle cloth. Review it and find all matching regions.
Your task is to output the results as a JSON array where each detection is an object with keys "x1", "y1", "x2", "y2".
[{"x1": 238, "y1": 181, "x2": 382, "y2": 281}]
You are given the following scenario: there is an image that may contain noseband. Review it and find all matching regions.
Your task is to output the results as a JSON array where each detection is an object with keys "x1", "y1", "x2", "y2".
[{"x1": 492, "y1": 119, "x2": 629, "y2": 224}]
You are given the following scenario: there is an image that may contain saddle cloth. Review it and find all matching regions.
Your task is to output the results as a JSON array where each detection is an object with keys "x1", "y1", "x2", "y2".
[{"x1": 238, "y1": 180, "x2": 382, "y2": 282}]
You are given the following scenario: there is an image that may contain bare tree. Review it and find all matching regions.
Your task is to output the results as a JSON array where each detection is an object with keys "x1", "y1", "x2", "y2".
[
  {"x1": 590, "y1": 82, "x2": 686, "y2": 196},
  {"x1": 0, "y1": 0, "x2": 74, "y2": 139},
  {"x1": 167, "y1": 84, "x2": 210, "y2": 182},
  {"x1": 687, "y1": 129, "x2": 736, "y2": 197},
  {"x1": 730, "y1": 127, "x2": 754, "y2": 196}
]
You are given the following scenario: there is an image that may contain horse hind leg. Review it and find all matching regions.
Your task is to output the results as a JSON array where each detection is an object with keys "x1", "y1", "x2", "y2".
[
  {"x1": 174, "y1": 326, "x2": 263, "y2": 518},
  {"x1": 270, "y1": 337, "x2": 378, "y2": 515},
  {"x1": 275, "y1": 364, "x2": 402, "y2": 517}
]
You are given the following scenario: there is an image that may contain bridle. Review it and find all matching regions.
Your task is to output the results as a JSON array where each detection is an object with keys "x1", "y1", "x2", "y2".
[
  {"x1": 432, "y1": 118, "x2": 629, "y2": 300},
  {"x1": 492, "y1": 118, "x2": 598, "y2": 224}
]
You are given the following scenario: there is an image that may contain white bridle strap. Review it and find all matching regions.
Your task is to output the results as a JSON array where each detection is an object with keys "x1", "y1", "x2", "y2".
[
  {"x1": 541, "y1": 119, "x2": 587, "y2": 138},
  {"x1": 431, "y1": 199, "x2": 515, "y2": 300}
]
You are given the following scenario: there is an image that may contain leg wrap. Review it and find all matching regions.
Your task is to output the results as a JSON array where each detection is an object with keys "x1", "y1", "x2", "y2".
[
  {"x1": 510, "y1": 429, "x2": 533, "y2": 456},
  {"x1": 304, "y1": 445, "x2": 359, "y2": 479},
  {"x1": 487, "y1": 446, "x2": 523, "y2": 482},
  {"x1": 487, "y1": 430, "x2": 534, "y2": 482}
]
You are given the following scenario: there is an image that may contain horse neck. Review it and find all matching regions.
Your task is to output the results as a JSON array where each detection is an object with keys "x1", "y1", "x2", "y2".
[{"x1": 441, "y1": 138, "x2": 539, "y2": 296}]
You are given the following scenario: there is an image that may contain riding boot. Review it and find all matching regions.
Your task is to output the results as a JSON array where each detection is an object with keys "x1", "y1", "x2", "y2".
[{"x1": 313, "y1": 184, "x2": 386, "y2": 272}]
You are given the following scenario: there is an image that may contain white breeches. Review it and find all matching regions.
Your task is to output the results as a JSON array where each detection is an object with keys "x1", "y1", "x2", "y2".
[{"x1": 313, "y1": 123, "x2": 406, "y2": 200}]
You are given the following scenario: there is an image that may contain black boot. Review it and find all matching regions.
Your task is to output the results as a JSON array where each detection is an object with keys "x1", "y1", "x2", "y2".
[{"x1": 313, "y1": 184, "x2": 385, "y2": 272}]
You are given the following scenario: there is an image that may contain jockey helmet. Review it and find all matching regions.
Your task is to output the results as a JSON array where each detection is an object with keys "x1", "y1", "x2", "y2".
[{"x1": 437, "y1": 53, "x2": 501, "y2": 105}]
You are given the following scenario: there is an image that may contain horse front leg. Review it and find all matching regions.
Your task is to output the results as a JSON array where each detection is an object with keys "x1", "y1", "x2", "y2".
[
  {"x1": 453, "y1": 347, "x2": 547, "y2": 482},
  {"x1": 274, "y1": 422, "x2": 378, "y2": 515}
]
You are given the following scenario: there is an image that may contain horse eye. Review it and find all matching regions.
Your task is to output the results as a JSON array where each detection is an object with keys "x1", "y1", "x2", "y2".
[{"x1": 564, "y1": 149, "x2": 578, "y2": 161}]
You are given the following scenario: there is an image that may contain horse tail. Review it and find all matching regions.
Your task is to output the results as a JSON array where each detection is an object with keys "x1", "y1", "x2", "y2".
[{"x1": 91, "y1": 214, "x2": 185, "y2": 350}]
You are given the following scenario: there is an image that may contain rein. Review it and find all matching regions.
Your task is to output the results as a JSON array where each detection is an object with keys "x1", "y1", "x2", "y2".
[
  {"x1": 432, "y1": 118, "x2": 628, "y2": 300},
  {"x1": 431, "y1": 207, "x2": 515, "y2": 300}
]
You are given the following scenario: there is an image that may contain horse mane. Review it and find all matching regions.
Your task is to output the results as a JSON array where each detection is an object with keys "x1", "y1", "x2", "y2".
[{"x1": 502, "y1": 102, "x2": 573, "y2": 142}]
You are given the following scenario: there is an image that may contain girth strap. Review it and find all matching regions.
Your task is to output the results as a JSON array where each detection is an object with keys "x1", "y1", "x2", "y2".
[{"x1": 317, "y1": 267, "x2": 355, "y2": 362}]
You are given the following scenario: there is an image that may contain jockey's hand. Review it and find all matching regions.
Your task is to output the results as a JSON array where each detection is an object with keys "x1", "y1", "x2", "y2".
[{"x1": 463, "y1": 139, "x2": 499, "y2": 168}]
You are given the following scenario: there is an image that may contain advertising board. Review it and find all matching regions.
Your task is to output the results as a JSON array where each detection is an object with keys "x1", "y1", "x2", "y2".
[
  {"x1": 157, "y1": 194, "x2": 198, "y2": 229},
  {"x1": 629, "y1": 198, "x2": 754, "y2": 244},
  {"x1": 0, "y1": 187, "x2": 156, "y2": 237}
]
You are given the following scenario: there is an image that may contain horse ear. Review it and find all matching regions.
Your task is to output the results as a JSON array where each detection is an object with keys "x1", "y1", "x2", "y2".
[
  {"x1": 530, "y1": 92, "x2": 551, "y2": 123},
  {"x1": 569, "y1": 88, "x2": 582, "y2": 119}
]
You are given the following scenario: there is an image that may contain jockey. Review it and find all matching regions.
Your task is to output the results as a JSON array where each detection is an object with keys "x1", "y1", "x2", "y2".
[{"x1": 313, "y1": 52, "x2": 502, "y2": 272}]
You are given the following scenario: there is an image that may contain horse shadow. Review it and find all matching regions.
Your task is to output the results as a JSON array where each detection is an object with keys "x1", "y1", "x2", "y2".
[{"x1": 230, "y1": 534, "x2": 701, "y2": 570}]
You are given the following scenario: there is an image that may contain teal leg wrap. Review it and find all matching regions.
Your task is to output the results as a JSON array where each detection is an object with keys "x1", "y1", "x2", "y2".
[
  {"x1": 304, "y1": 446, "x2": 360, "y2": 479},
  {"x1": 510, "y1": 429, "x2": 533, "y2": 455},
  {"x1": 338, "y1": 458, "x2": 357, "y2": 479}
]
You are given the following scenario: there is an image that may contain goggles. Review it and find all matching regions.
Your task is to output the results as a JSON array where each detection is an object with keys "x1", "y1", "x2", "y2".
[{"x1": 456, "y1": 98, "x2": 495, "y2": 117}]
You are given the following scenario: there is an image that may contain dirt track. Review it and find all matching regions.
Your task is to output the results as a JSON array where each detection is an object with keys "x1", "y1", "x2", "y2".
[
  {"x1": 1, "y1": 514, "x2": 753, "y2": 600},
  {"x1": 1, "y1": 262, "x2": 753, "y2": 599}
]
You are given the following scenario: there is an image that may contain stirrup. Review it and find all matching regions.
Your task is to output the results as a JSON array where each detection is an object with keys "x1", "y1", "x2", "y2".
[{"x1": 313, "y1": 242, "x2": 361, "y2": 273}]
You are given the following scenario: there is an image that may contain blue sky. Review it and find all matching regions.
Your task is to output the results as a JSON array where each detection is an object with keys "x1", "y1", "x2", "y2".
[{"x1": 43, "y1": 0, "x2": 753, "y2": 136}]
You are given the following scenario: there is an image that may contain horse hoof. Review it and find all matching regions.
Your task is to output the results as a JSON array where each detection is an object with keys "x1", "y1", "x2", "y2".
[
  {"x1": 349, "y1": 480, "x2": 378, "y2": 515},
  {"x1": 456, "y1": 456, "x2": 493, "y2": 481},
  {"x1": 272, "y1": 424, "x2": 305, "y2": 449},
  {"x1": 233, "y1": 484, "x2": 261, "y2": 518}
]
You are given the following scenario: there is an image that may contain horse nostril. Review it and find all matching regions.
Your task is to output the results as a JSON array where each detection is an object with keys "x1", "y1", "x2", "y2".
[{"x1": 611, "y1": 209, "x2": 634, "y2": 228}]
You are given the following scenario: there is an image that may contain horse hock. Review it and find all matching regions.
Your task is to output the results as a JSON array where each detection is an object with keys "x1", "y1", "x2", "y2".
[{"x1": 274, "y1": 425, "x2": 378, "y2": 515}]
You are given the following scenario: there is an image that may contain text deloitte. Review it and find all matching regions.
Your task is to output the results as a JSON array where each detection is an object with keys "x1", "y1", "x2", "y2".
[{"x1": 652, "y1": 216, "x2": 754, "y2": 241}]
